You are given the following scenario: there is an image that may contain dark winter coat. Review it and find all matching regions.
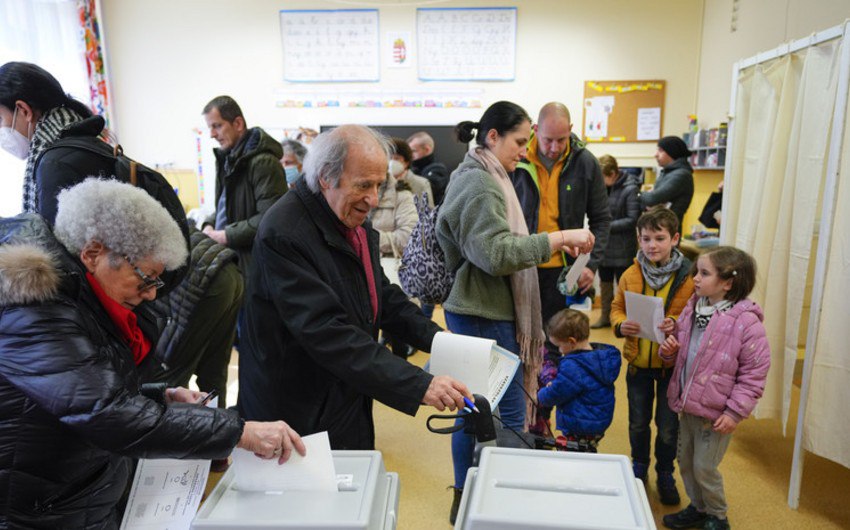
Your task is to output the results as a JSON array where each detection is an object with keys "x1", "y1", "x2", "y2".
[
  {"x1": 511, "y1": 133, "x2": 612, "y2": 271},
  {"x1": 411, "y1": 153, "x2": 449, "y2": 204},
  {"x1": 151, "y1": 226, "x2": 239, "y2": 371},
  {"x1": 237, "y1": 179, "x2": 439, "y2": 450},
  {"x1": 203, "y1": 127, "x2": 286, "y2": 281},
  {"x1": 537, "y1": 343, "x2": 622, "y2": 435},
  {"x1": 639, "y1": 157, "x2": 695, "y2": 229},
  {"x1": 0, "y1": 215, "x2": 243, "y2": 529},
  {"x1": 601, "y1": 171, "x2": 641, "y2": 268}
]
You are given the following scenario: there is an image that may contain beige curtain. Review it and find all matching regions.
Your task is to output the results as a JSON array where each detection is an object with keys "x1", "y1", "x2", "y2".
[
  {"x1": 805, "y1": 45, "x2": 850, "y2": 468},
  {"x1": 724, "y1": 40, "x2": 841, "y2": 427}
]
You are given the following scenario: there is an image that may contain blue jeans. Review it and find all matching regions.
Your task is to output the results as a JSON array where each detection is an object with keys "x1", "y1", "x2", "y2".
[
  {"x1": 626, "y1": 366, "x2": 679, "y2": 473},
  {"x1": 421, "y1": 303, "x2": 435, "y2": 318},
  {"x1": 444, "y1": 311, "x2": 526, "y2": 489}
]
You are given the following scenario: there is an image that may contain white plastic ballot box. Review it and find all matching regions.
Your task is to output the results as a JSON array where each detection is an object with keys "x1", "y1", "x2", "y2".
[
  {"x1": 454, "y1": 447, "x2": 656, "y2": 530},
  {"x1": 191, "y1": 451, "x2": 398, "y2": 530}
]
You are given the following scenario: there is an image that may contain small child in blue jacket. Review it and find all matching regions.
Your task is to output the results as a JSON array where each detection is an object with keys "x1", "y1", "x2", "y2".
[{"x1": 537, "y1": 309, "x2": 622, "y2": 452}]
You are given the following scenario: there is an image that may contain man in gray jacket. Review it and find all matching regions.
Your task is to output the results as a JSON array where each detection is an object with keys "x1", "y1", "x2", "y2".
[{"x1": 639, "y1": 136, "x2": 695, "y2": 230}]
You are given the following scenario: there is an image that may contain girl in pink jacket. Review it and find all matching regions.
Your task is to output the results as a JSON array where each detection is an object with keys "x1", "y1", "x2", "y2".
[{"x1": 658, "y1": 246, "x2": 770, "y2": 530}]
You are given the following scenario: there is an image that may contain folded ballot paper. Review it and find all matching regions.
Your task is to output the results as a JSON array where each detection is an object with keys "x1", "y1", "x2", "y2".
[
  {"x1": 231, "y1": 431, "x2": 337, "y2": 492},
  {"x1": 429, "y1": 332, "x2": 520, "y2": 409},
  {"x1": 624, "y1": 291, "x2": 666, "y2": 344}
]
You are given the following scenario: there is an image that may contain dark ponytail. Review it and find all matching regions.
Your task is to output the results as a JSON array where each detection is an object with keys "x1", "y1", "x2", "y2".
[
  {"x1": 0, "y1": 61, "x2": 92, "y2": 118},
  {"x1": 454, "y1": 101, "x2": 530, "y2": 147}
]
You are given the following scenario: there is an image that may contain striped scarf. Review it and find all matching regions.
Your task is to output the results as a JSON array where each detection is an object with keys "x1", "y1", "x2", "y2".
[{"x1": 22, "y1": 107, "x2": 86, "y2": 213}]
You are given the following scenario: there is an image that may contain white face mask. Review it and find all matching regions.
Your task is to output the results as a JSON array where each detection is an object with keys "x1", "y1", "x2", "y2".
[
  {"x1": 0, "y1": 107, "x2": 32, "y2": 160},
  {"x1": 388, "y1": 159, "x2": 405, "y2": 178}
]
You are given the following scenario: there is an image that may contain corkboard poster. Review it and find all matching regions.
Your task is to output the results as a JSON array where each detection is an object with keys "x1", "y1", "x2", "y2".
[{"x1": 582, "y1": 80, "x2": 665, "y2": 143}]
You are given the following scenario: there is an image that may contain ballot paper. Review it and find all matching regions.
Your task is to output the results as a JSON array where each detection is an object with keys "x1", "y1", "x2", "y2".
[
  {"x1": 563, "y1": 253, "x2": 591, "y2": 293},
  {"x1": 429, "y1": 332, "x2": 520, "y2": 409},
  {"x1": 119, "y1": 458, "x2": 210, "y2": 529},
  {"x1": 231, "y1": 431, "x2": 337, "y2": 492},
  {"x1": 624, "y1": 291, "x2": 666, "y2": 344}
]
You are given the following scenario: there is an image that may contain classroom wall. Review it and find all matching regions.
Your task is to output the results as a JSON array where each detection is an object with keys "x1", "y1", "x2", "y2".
[
  {"x1": 696, "y1": 0, "x2": 850, "y2": 128},
  {"x1": 100, "y1": 0, "x2": 704, "y2": 177}
]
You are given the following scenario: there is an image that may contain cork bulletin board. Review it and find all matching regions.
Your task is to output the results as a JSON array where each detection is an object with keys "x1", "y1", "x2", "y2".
[{"x1": 582, "y1": 80, "x2": 665, "y2": 143}]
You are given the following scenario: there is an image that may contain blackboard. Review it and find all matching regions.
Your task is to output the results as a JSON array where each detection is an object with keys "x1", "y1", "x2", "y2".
[{"x1": 320, "y1": 125, "x2": 467, "y2": 174}]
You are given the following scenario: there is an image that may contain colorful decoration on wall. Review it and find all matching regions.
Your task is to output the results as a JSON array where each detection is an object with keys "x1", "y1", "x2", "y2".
[
  {"x1": 77, "y1": 0, "x2": 111, "y2": 131},
  {"x1": 275, "y1": 89, "x2": 483, "y2": 109}
]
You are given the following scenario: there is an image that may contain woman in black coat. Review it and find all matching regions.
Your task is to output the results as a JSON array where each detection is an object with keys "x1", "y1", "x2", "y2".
[
  {"x1": 0, "y1": 179, "x2": 304, "y2": 529},
  {"x1": 592, "y1": 155, "x2": 641, "y2": 328}
]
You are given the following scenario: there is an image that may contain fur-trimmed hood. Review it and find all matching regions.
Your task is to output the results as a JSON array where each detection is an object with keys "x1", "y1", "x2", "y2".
[{"x1": 0, "y1": 243, "x2": 61, "y2": 306}]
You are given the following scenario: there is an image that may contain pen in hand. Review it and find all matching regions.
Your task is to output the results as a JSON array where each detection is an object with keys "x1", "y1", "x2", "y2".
[
  {"x1": 197, "y1": 388, "x2": 218, "y2": 406},
  {"x1": 463, "y1": 396, "x2": 480, "y2": 414}
]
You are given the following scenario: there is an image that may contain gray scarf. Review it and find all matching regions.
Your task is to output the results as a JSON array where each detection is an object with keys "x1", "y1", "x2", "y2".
[
  {"x1": 23, "y1": 106, "x2": 86, "y2": 213},
  {"x1": 637, "y1": 247, "x2": 685, "y2": 290}
]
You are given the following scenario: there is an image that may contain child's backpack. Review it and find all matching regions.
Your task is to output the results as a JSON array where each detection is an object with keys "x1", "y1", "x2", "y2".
[{"x1": 398, "y1": 193, "x2": 454, "y2": 304}]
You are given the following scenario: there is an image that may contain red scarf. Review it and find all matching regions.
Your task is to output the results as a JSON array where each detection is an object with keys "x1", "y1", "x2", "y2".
[
  {"x1": 86, "y1": 272, "x2": 151, "y2": 365},
  {"x1": 341, "y1": 225, "x2": 378, "y2": 322}
]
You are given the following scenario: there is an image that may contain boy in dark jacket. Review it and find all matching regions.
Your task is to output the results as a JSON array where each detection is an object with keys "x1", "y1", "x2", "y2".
[{"x1": 537, "y1": 309, "x2": 621, "y2": 453}]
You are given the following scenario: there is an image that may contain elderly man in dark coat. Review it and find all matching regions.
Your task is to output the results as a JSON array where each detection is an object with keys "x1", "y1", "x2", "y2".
[{"x1": 237, "y1": 125, "x2": 470, "y2": 450}]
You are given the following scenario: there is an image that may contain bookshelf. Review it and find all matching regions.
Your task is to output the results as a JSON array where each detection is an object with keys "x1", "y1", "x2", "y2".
[{"x1": 684, "y1": 123, "x2": 727, "y2": 170}]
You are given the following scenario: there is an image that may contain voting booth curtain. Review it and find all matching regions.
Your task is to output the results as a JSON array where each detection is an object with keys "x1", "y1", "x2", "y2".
[{"x1": 723, "y1": 22, "x2": 850, "y2": 506}]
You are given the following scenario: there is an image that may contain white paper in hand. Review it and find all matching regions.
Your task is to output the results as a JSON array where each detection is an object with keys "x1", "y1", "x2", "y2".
[
  {"x1": 563, "y1": 253, "x2": 591, "y2": 293},
  {"x1": 624, "y1": 291, "x2": 666, "y2": 344},
  {"x1": 231, "y1": 431, "x2": 336, "y2": 492}
]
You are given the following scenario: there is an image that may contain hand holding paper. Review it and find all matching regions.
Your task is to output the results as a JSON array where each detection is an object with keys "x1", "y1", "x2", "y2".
[
  {"x1": 624, "y1": 291, "x2": 666, "y2": 344},
  {"x1": 231, "y1": 432, "x2": 336, "y2": 492}
]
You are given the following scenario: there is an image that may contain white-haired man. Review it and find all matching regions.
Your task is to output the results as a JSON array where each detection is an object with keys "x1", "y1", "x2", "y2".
[
  {"x1": 238, "y1": 125, "x2": 471, "y2": 450},
  {"x1": 407, "y1": 131, "x2": 449, "y2": 204}
]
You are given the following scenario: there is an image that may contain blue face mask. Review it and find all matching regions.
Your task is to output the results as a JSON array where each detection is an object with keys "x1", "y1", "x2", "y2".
[{"x1": 284, "y1": 165, "x2": 300, "y2": 185}]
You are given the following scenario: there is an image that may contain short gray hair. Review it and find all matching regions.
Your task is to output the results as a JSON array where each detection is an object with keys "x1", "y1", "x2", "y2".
[
  {"x1": 303, "y1": 125, "x2": 390, "y2": 192},
  {"x1": 54, "y1": 178, "x2": 188, "y2": 270},
  {"x1": 280, "y1": 139, "x2": 308, "y2": 164}
]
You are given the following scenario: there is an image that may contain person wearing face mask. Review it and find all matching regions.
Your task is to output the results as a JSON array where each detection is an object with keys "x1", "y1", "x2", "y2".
[
  {"x1": 0, "y1": 62, "x2": 100, "y2": 220},
  {"x1": 388, "y1": 137, "x2": 434, "y2": 209},
  {"x1": 280, "y1": 138, "x2": 307, "y2": 189}
]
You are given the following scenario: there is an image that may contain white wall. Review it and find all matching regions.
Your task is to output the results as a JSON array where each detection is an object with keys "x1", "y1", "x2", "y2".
[
  {"x1": 100, "y1": 0, "x2": 703, "y2": 172},
  {"x1": 696, "y1": 0, "x2": 850, "y2": 128}
]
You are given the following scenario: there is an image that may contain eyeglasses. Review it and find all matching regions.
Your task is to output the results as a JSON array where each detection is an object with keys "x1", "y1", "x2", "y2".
[{"x1": 123, "y1": 255, "x2": 165, "y2": 292}]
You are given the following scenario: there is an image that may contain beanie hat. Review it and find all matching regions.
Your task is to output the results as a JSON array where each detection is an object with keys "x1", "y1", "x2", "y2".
[{"x1": 657, "y1": 136, "x2": 691, "y2": 160}]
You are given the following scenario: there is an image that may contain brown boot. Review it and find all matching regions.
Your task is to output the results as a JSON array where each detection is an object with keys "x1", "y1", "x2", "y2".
[{"x1": 591, "y1": 281, "x2": 614, "y2": 328}]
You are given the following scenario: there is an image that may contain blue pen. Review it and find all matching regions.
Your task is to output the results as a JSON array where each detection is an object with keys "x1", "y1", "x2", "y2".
[{"x1": 463, "y1": 396, "x2": 480, "y2": 413}]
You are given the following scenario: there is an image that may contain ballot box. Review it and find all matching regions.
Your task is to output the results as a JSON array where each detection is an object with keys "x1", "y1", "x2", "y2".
[
  {"x1": 192, "y1": 450, "x2": 399, "y2": 530},
  {"x1": 455, "y1": 447, "x2": 656, "y2": 530}
]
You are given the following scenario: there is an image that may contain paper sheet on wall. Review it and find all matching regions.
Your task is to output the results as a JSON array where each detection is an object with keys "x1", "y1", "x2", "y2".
[
  {"x1": 624, "y1": 291, "x2": 666, "y2": 344},
  {"x1": 231, "y1": 431, "x2": 337, "y2": 493},
  {"x1": 429, "y1": 332, "x2": 520, "y2": 409},
  {"x1": 584, "y1": 96, "x2": 615, "y2": 139},
  {"x1": 637, "y1": 107, "x2": 661, "y2": 141},
  {"x1": 119, "y1": 458, "x2": 210, "y2": 529}
]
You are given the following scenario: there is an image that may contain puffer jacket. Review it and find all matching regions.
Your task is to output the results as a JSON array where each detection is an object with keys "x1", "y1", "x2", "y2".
[
  {"x1": 0, "y1": 215, "x2": 243, "y2": 529},
  {"x1": 639, "y1": 157, "x2": 694, "y2": 229},
  {"x1": 667, "y1": 297, "x2": 770, "y2": 422},
  {"x1": 601, "y1": 171, "x2": 641, "y2": 268},
  {"x1": 610, "y1": 258, "x2": 694, "y2": 368},
  {"x1": 537, "y1": 343, "x2": 622, "y2": 435},
  {"x1": 369, "y1": 175, "x2": 417, "y2": 257},
  {"x1": 150, "y1": 226, "x2": 239, "y2": 370}
]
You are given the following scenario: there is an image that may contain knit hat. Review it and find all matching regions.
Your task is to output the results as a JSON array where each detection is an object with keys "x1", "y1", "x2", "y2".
[{"x1": 657, "y1": 136, "x2": 691, "y2": 160}]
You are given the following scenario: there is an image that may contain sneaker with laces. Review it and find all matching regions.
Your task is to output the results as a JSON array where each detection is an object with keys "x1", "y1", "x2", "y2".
[
  {"x1": 657, "y1": 471, "x2": 681, "y2": 505},
  {"x1": 702, "y1": 515, "x2": 731, "y2": 530},
  {"x1": 662, "y1": 505, "x2": 708, "y2": 529}
]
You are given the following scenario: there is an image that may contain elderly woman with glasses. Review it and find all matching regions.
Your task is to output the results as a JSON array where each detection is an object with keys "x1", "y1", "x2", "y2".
[{"x1": 0, "y1": 178, "x2": 304, "y2": 529}]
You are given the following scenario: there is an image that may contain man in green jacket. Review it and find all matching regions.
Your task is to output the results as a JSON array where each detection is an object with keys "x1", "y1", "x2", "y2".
[{"x1": 202, "y1": 95, "x2": 286, "y2": 285}]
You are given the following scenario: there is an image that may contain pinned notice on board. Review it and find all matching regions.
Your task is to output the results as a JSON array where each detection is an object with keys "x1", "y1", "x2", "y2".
[
  {"x1": 637, "y1": 107, "x2": 662, "y2": 141},
  {"x1": 582, "y1": 80, "x2": 666, "y2": 143}
]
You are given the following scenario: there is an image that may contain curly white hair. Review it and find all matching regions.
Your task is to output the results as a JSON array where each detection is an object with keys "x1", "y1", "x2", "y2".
[{"x1": 54, "y1": 178, "x2": 188, "y2": 270}]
